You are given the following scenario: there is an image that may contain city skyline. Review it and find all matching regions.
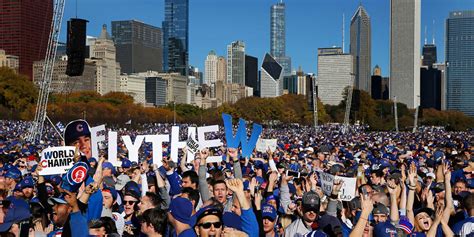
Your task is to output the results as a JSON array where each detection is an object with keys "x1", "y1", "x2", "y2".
[{"x1": 60, "y1": 0, "x2": 474, "y2": 77}]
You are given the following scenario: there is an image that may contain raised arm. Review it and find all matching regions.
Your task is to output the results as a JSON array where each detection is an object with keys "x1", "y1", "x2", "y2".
[
  {"x1": 228, "y1": 148, "x2": 242, "y2": 179},
  {"x1": 442, "y1": 163, "x2": 453, "y2": 224},
  {"x1": 406, "y1": 162, "x2": 417, "y2": 225},
  {"x1": 349, "y1": 194, "x2": 373, "y2": 237},
  {"x1": 198, "y1": 149, "x2": 211, "y2": 202},
  {"x1": 387, "y1": 179, "x2": 400, "y2": 222}
]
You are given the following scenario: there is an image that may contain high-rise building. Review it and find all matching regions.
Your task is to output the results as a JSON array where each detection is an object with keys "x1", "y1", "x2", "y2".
[
  {"x1": 227, "y1": 41, "x2": 245, "y2": 85},
  {"x1": 111, "y1": 20, "x2": 162, "y2": 74},
  {"x1": 317, "y1": 47, "x2": 353, "y2": 106},
  {"x1": 0, "y1": 1, "x2": 53, "y2": 79},
  {"x1": 350, "y1": 5, "x2": 371, "y2": 93},
  {"x1": 0, "y1": 49, "x2": 19, "y2": 72},
  {"x1": 162, "y1": 0, "x2": 189, "y2": 76},
  {"x1": 245, "y1": 55, "x2": 259, "y2": 97},
  {"x1": 420, "y1": 66, "x2": 441, "y2": 110},
  {"x1": 433, "y1": 63, "x2": 446, "y2": 110},
  {"x1": 422, "y1": 44, "x2": 437, "y2": 68},
  {"x1": 270, "y1": 1, "x2": 291, "y2": 75},
  {"x1": 119, "y1": 74, "x2": 146, "y2": 105},
  {"x1": 33, "y1": 56, "x2": 97, "y2": 93},
  {"x1": 389, "y1": 0, "x2": 421, "y2": 108},
  {"x1": 446, "y1": 11, "x2": 474, "y2": 116},
  {"x1": 205, "y1": 51, "x2": 218, "y2": 85},
  {"x1": 89, "y1": 25, "x2": 121, "y2": 95},
  {"x1": 217, "y1": 56, "x2": 227, "y2": 83},
  {"x1": 260, "y1": 53, "x2": 284, "y2": 98},
  {"x1": 146, "y1": 77, "x2": 168, "y2": 106}
]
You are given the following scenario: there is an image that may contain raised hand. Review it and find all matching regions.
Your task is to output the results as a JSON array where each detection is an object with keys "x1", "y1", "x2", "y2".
[
  {"x1": 227, "y1": 148, "x2": 238, "y2": 160},
  {"x1": 226, "y1": 179, "x2": 244, "y2": 194},
  {"x1": 386, "y1": 179, "x2": 398, "y2": 196},
  {"x1": 360, "y1": 192, "x2": 374, "y2": 214},
  {"x1": 408, "y1": 162, "x2": 417, "y2": 187}
]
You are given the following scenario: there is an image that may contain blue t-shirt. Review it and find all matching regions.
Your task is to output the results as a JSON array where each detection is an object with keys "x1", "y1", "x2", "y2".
[{"x1": 178, "y1": 228, "x2": 197, "y2": 237}]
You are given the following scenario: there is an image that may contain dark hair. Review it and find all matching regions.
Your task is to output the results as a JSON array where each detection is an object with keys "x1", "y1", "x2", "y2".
[
  {"x1": 142, "y1": 208, "x2": 167, "y2": 235},
  {"x1": 464, "y1": 193, "x2": 474, "y2": 211},
  {"x1": 182, "y1": 188, "x2": 200, "y2": 209},
  {"x1": 100, "y1": 217, "x2": 118, "y2": 234},
  {"x1": 182, "y1": 171, "x2": 199, "y2": 186},
  {"x1": 212, "y1": 179, "x2": 227, "y2": 189},
  {"x1": 145, "y1": 192, "x2": 162, "y2": 209}
]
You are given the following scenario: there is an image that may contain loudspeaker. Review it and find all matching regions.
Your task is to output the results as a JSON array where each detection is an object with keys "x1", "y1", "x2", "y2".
[
  {"x1": 351, "y1": 89, "x2": 360, "y2": 111},
  {"x1": 66, "y1": 18, "x2": 88, "y2": 77}
]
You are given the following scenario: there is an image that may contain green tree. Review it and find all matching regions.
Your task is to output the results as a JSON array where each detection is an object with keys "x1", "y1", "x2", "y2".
[{"x1": 0, "y1": 67, "x2": 37, "y2": 118}]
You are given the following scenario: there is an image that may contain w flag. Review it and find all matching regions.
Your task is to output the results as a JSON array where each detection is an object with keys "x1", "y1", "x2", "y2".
[{"x1": 56, "y1": 122, "x2": 65, "y2": 132}]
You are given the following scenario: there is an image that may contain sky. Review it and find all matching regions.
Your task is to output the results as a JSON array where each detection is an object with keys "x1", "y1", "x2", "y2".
[{"x1": 60, "y1": 0, "x2": 474, "y2": 77}]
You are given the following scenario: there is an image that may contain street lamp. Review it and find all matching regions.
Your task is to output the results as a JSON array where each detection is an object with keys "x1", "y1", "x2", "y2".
[{"x1": 173, "y1": 95, "x2": 177, "y2": 125}]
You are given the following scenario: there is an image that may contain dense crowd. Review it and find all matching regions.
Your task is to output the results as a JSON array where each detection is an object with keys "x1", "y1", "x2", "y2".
[{"x1": 0, "y1": 119, "x2": 472, "y2": 237}]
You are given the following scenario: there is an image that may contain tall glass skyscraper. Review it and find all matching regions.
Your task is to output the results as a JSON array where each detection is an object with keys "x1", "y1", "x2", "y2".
[
  {"x1": 350, "y1": 5, "x2": 371, "y2": 94},
  {"x1": 270, "y1": 1, "x2": 291, "y2": 75},
  {"x1": 446, "y1": 11, "x2": 474, "y2": 116},
  {"x1": 162, "y1": 0, "x2": 189, "y2": 76}
]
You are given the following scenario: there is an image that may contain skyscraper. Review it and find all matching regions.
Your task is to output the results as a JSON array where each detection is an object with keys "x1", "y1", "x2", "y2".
[
  {"x1": 0, "y1": 0, "x2": 53, "y2": 79},
  {"x1": 89, "y1": 25, "x2": 121, "y2": 95},
  {"x1": 245, "y1": 55, "x2": 259, "y2": 97},
  {"x1": 162, "y1": 0, "x2": 189, "y2": 76},
  {"x1": 270, "y1": 1, "x2": 291, "y2": 75},
  {"x1": 317, "y1": 47, "x2": 353, "y2": 106},
  {"x1": 389, "y1": 0, "x2": 421, "y2": 108},
  {"x1": 350, "y1": 5, "x2": 371, "y2": 93},
  {"x1": 422, "y1": 44, "x2": 437, "y2": 68},
  {"x1": 446, "y1": 11, "x2": 474, "y2": 116},
  {"x1": 112, "y1": 20, "x2": 162, "y2": 73},
  {"x1": 227, "y1": 41, "x2": 245, "y2": 85},
  {"x1": 217, "y1": 56, "x2": 227, "y2": 83},
  {"x1": 204, "y1": 50, "x2": 218, "y2": 85},
  {"x1": 260, "y1": 53, "x2": 284, "y2": 98}
]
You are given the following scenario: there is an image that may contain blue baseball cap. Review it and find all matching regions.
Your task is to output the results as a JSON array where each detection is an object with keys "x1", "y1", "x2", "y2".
[
  {"x1": 102, "y1": 162, "x2": 116, "y2": 174},
  {"x1": 20, "y1": 176, "x2": 34, "y2": 189},
  {"x1": 103, "y1": 187, "x2": 118, "y2": 201},
  {"x1": 169, "y1": 197, "x2": 193, "y2": 225},
  {"x1": 5, "y1": 166, "x2": 21, "y2": 180},
  {"x1": 64, "y1": 119, "x2": 91, "y2": 145},
  {"x1": 262, "y1": 204, "x2": 277, "y2": 221},
  {"x1": 121, "y1": 159, "x2": 132, "y2": 168},
  {"x1": 0, "y1": 197, "x2": 31, "y2": 232},
  {"x1": 222, "y1": 211, "x2": 242, "y2": 230},
  {"x1": 47, "y1": 196, "x2": 68, "y2": 206}
]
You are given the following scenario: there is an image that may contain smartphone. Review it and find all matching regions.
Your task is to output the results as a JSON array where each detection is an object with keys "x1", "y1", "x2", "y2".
[
  {"x1": 362, "y1": 187, "x2": 369, "y2": 197},
  {"x1": 286, "y1": 170, "x2": 300, "y2": 178}
]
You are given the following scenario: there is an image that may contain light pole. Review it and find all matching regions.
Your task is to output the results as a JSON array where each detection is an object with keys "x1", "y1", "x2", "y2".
[
  {"x1": 312, "y1": 76, "x2": 318, "y2": 129},
  {"x1": 413, "y1": 95, "x2": 420, "y2": 133},
  {"x1": 173, "y1": 96, "x2": 177, "y2": 125}
]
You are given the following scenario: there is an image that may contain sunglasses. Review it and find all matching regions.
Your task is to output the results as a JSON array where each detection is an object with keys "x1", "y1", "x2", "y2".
[
  {"x1": 263, "y1": 217, "x2": 275, "y2": 222},
  {"x1": 124, "y1": 200, "x2": 138, "y2": 205},
  {"x1": 198, "y1": 222, "x2": 222, "y2": 229}
]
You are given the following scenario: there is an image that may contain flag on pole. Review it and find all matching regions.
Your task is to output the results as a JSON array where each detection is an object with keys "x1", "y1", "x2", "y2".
[{"x1": 56, "y1": 122, "x2": 65, "y2": 132}]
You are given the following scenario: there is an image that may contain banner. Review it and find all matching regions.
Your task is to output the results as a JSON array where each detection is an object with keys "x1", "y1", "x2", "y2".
[
  {"x1": 335, "y1": 176, "x2": 357, "y2": 201},
  {"x1": 318, "y1": 171, "x2": 335, "y2": 197},
  {"x1": 186, "y1": 135, "x2": 200, "y2": 155},
  {"x1": 256, "y1": 139, "x2": 277, "y2": 153},
  {"x1": 39, "y1": 146, "x2": 76, "y2": 175}
]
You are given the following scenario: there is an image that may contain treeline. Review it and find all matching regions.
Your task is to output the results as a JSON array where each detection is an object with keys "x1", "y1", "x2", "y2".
[{"x1": 1, "y1": 67, "x2": 473, "y2": 130}]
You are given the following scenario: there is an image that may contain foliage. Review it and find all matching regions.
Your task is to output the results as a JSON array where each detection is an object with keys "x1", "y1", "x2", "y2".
[
  {"x1": 0, "y1": 67, "x2": 37, "y2": 119},
  {"x1": 1, "y1": 73, "x2": 472, "y2": 130}
]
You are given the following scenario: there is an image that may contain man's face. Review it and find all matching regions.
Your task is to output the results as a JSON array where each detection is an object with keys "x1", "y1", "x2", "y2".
[
  {"x1": 454, "y1": 182, "x2": 467, "y2": 195},
  {"x1": 231, "y1": 198, "x2": 241, "y2": 216},
  {"x1": 213, "y1": 183, "x2": 227, "y2": 204},
  {"x1": 373, "y1": 214, "x2": 387, "y2": 224},
  {"x1": 263, "y1": 217, "x2": 276, "y2": 233},
  {"x1": 103, "y1": 168, "x2": 112, "y2": 177},
  {"x1": 89, "y1": 227, "x2": 106, "y2": 236},
  {"x1": 5, "y1": 177, "x2": 14, "y2": 186},
  {"x1": 71, "y1": 135, "x2": 92, "y2": 159},
  {"x1": 123, "y1": 195, "x2": 139, "y2": 215},
  {"x1": 370, "y1": 173, "x2": 380, "y2": 185},
  {"x1": 302, "y1": 208, "x2": 317, "y2": 223},
  {"x1": 22, "y1": 187, "x2": 34, "y2": 199},
  {"x1": 52, "y1": 204, "x2": 71, "y2": 226},
  {"x1": 102, "y1": 191, "x2": 114, "y2": 209},
  {"x1": 182, "y1": 177, "x2": 195, "y2": 189},
  {"x1": 194, "y1": 215, "x2": 222, "y2": 237},
  {"x1": 138, "y1": 196, "x2": 154, "y2": 214}
]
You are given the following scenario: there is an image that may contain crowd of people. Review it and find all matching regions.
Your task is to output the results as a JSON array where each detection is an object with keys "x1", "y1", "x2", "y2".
[{"x1": 0, "y1": 119, "x2": 472, "y2": 237}]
